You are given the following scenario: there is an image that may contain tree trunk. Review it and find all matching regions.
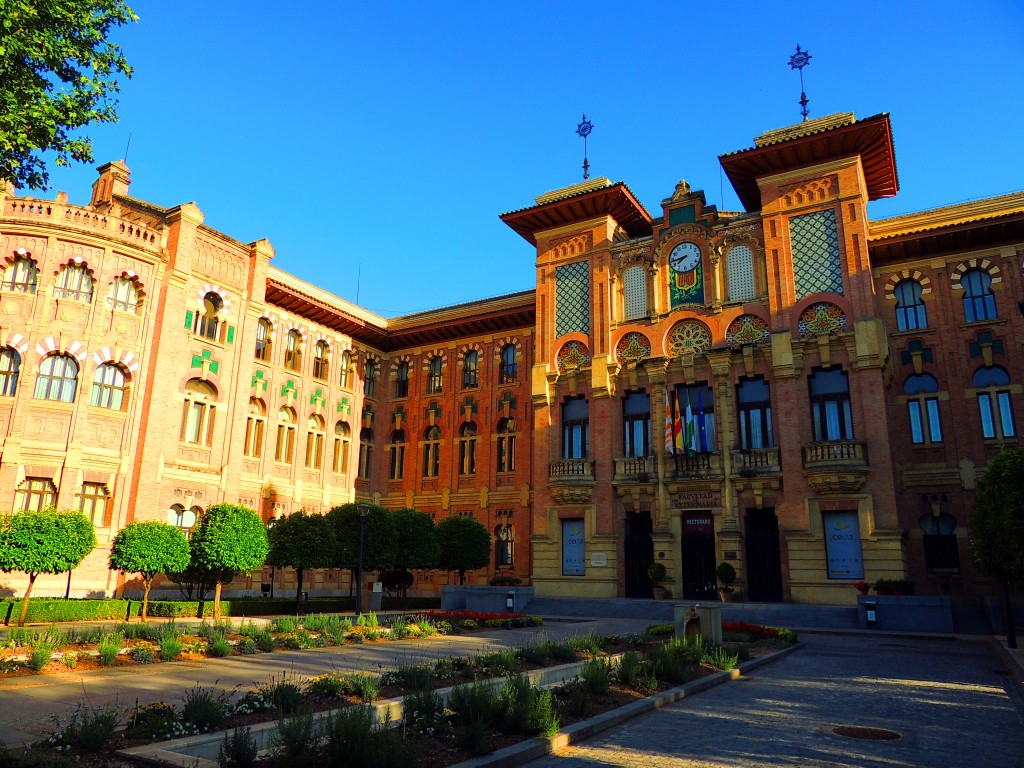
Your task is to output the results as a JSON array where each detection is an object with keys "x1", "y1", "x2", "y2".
[
  {"x1": 142, "y1": 578, "x2": 153, "y2": 622},
  {"x1": 295, "y1": 567, "x2": 305, "y2": 611},
  {"x1": 213, "y1": 580, "x2": 223, "y2": 621},
  {"x1": 459, "y1": 568, "x2": 466, "y2": 585},
  {"x1": 1004, "y1": 579, "x2": 1017, "y2": 649},
  {"x1": 18, "y1": 573, "x2": 37, "y2": 627}
]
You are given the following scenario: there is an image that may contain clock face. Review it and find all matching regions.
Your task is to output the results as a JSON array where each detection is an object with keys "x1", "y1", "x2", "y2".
[{"x1": 669, "y1": 242, "x2": 701, "y2": 272}]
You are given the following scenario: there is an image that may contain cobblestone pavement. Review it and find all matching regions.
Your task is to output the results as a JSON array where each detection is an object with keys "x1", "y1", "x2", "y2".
[{"x1": 526, "y1": 633, "x2": 1024, "y2": 768}]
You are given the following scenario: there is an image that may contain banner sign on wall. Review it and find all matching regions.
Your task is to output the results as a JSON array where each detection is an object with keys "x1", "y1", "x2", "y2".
[
  {"x1": 823, "y1": 511, "x2": 865, "y2": 579},
  {"x1": 562, "y1": 519, "x2": 586, "y2": 576}
]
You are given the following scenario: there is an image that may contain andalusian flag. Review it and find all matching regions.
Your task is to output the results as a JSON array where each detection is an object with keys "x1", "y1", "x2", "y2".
[{"x1": 684, "y1": 391, "x2": 697, "y2": 456}]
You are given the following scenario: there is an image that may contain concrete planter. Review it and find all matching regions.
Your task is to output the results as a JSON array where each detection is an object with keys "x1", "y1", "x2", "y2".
[
  {"x1": 441, "y1": 585, "x2": 535, "y2": 614},
  {"x1": 857, "y1": 594, "x2": 953, "y2": 632}
]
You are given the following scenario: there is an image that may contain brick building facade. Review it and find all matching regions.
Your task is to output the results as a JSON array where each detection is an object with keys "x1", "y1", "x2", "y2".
[{"x1": 1, "y1": 111, "x2": 1021, "y2": 606}]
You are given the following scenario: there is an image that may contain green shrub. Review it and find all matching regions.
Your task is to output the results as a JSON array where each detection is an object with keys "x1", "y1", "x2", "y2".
[
  {"x1": 447, "y1": 681, "x2": 500, "y2": 728},
  {"x1": 562, "y1": 678, "x2": 591, "y2": 717},
  {"x1": 500, "y1": 674, "x2": 559, "y2": 736},
  {"x1": 117, "y1": 621, "x2": 164, "y2": 641},
  {"x1": 306, "y1": 672, "x2": 346, "y2": 698},
  {"x1": 272, "y1": 617, "x2": 298, "y2": 634},
  {"x1": 254, "y1": 631, "x2": 275, "y2": 652},
  {"x1": 549, "y1": 640, "x2": 578, "y2": 662},
  {"x1": 52, "y1": 704, "x2": 120, "y2": 753},
  {"x1": 127, "y1": 701, "x2": 179, "y2": 740},
  {"x1": 181, "y1": 684, "x2": 231, "y2": 731},
  {"x1": 710, "y1": 646, "x2": 739, "y2": 670},
  {"x1": 196, "y1": 620, "x2": 233, "y2": 641},
  {"x1": 348, "y1": 673, "x2": 378, "y2": 703},
  {"x1": 279, "y1": 629, "x2": 313, "y2": 649},
  {"x1": 147, "y1": 600, "x2": 229, "y2": 618},
  {"x1": 131, "y1": 645, "x2": 156, "y2": 664},
  {"x1": 28, "y1": 638, "x2": 57, "y2": 671},
  {"x1": 580, "y1": 657, "x2": 612, "y2": 695},
  {"x1": 0, "y1": 598, "x2": 131, "y2": 624},
  {"x1": 255, "y1": 672, "x2": 306, "y2": 715},
  {"x1": 393, "y1": 663, "x2": 434, "y2": 691},
  {"x1": 403, "y1": 688, "x2": 443, "y2": 726},
  {"x1": 207, "y1": 637, "x2": 232, "y2": 657},
  {"x1": 322, "y1": 706, "x2": 377, "y2": 768},
  {"x1": 97, "y1": 632, "x2": 124, "y2": 666},
  {"x1": 61, "y1": 651, "x2": 78, "y2": 669},
  {"x1": 616, "y1": 651, "x2": 642, "y2": 687},
  {"x1": 517, "y1": 638, "x2": 551, "y2": 666},
  {"x1": 645, "y1": 622, "x2": 674, "y2": 637},
  {"x1": 389, "y1": 618, "x2": 409, "y2": 639},
  {"x1": 236, "y1": 638, "x2": 257, "y2": 655},
  {"x1": 475, "y1": 649, "x2": 517, "y2": 677},
  {"x1": 236, "y1": 620, "x2": 263, "y2": 638},
  {"x1": 269, "y1": 709, "x2": 320, "y2": 763},
  {"x1": 219, "y1": 726, "x2": 258, "y2": 768},
  {"x1": 159, "y1": 631, "x2": 184, "y2": 661}
]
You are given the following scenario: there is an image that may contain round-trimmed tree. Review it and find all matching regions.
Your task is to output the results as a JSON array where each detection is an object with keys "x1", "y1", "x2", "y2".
[
  {"x1": 189, "y1": 503, "x2": 269, "y2": 620},
  {"x1": 0, "y1": 507, "x2": 97, "y2": 626},
  {"x1": 109, "y1": 521, "x2": 190, "y2": 621},
  {"x1": 266, "y1": 511, "x2": 336, "y2": 609},
  {"x1": 436, "y1": 514, "x2": 491, "y2": 585},
  {"x1": 389, "y1": 507, "x2": 439, "y2": 597},
  {"x1": 326, "y1": 503, "x2": 397, "y2": 594},
  {"x1": 971, "y1": 447, "x2": 1024, "y2": 648}
]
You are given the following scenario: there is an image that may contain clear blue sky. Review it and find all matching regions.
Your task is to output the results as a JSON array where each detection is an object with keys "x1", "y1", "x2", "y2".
[{"x1": 29, "y1": 0, "x2": 1024, "y2": 317}]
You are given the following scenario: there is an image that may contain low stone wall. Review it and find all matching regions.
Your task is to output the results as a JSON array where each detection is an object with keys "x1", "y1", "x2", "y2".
[
  {"x1": 857, "y1": 594, "x2": 953, "y2": 632},
  {"x1": 441, "y1": 585, "x2": 535, "y2": 614}
]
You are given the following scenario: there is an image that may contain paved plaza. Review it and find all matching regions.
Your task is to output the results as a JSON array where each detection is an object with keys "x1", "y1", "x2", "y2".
[{"x1": 525, "y1": 632, "x2": 1024, "y2": 768}]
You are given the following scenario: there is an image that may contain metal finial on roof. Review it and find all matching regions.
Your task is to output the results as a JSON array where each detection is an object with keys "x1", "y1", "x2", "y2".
[
  {"x1": 788, "y1": 45, "x2": 812, "y2": 121},
  {"x1": 576, "y1": 114, "x2": 593, "y2": 180}
]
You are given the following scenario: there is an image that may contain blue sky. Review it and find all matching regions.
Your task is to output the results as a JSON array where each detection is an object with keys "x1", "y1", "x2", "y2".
[{"x1": 29, "y1": 0, "x2": 1024, "y2": 317}]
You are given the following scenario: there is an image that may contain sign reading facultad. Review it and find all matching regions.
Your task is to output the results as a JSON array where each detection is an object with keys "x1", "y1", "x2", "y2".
[
  {"x1": 672, "y1": 490, "x2": 721, "y2": 509},
  {"x1": 562, "y1": 519, "x2": 586, "y2": 576},
  {"x1": 823, "y1": 511, "x2": 865, "y2": 579}
]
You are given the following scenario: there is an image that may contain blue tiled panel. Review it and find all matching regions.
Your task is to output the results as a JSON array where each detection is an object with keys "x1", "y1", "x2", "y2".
[
  {"x1": 790, "y1": 209, "x2": 843, "y2": 299},
  {"x1": 555, "y1": 261, "x2": 590, "y2": 337}
]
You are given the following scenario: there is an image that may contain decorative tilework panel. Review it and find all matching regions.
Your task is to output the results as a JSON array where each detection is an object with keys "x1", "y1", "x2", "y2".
[
  {"x1": 555, "y1": 261, "x2": 590, "y2": 337},
  {"x1": 727, "y1": 245, "x2": 755, "y2": 302},
  {"x1": 667, "y1": 320, "x2": 712, "y2": 356},
  {"x1": 725, "y1": 314, "x2": 770, "y2": 346},
  {"x1": 798, "y1": 302, "x2": 848, "y2": 337},
  {"x1": 615, "y1": 332, "x2": 652, "y2": 364},
  {"x1": 557, "y1": 340, "x2": 591, "y2": 371},
  {"x1": 623, "y1": 265, "x2": 647, "y2": 320},
  {"x1": 790, "y1": 209, "x2": 843, "y2": 299}
]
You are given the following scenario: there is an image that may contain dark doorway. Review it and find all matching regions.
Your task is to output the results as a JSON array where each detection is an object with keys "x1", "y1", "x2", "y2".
[
  {"x1": 745, "y1": 507, "x2": 783, "y2": 602},
  {"x1": 681, "y1": 511, "x2": 717, "y2": 599},
  {"x1": 624, "y1": 510, "x2": 654, "y2": 598}
]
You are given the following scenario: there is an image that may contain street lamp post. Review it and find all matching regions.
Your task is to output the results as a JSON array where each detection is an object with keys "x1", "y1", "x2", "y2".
[{"x1": 355, "y1": 503, "x2": 370, "y2": 616}]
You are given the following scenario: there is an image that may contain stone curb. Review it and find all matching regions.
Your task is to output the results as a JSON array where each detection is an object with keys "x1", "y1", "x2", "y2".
[
  {"x1": 989, "y1": 637, "x2": 1024, "y2": 693},
  {"x1": 449, "y1": 642, "x2": 802, "y2": 768}
]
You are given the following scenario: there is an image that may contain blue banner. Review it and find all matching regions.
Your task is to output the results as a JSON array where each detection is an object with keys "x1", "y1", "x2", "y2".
[
  {"x1": 823, "y1": 511, "x2": 865, "y2": 579},
  {"x1": 562, "y1": 519, "x2": 586, "y2": 576}
]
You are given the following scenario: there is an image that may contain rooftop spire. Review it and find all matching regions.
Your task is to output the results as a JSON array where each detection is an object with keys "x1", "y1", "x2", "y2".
[
  {"x1": 576, "y1": 114, "x2": 593, "y2": 180},
  {"x1": 788, "y1": 45, "x2": 812, "y2": 121}
]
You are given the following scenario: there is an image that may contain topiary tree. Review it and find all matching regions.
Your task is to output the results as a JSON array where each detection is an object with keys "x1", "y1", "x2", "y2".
[
  {"x1": 266, "y1": 511, "x2": 336, "y2": 609},
  {"x1": 326, "y1": 503, "x2": 397, "y2": 594},
  {"x1": 109, "y1": 521, "x2": 190, "y2": 621},
  {"x1": 389, "y1": 507, "x2": 439, "y2": 597},
  {"x1": 971, "y1": 447, "x2": 1024, "y2": 648},
  {"x1": 436, "y1": 514, "x2": 491, "y2": 585},
  {"x1": 0, "y1": 507, "x2": 97, "y2": 626},
  {"x1": 189, "y1": 503, "x2": 269, "y2": 620}
]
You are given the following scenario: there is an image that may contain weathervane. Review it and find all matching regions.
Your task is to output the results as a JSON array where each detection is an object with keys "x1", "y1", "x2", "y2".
[
  {"x1": 576, "y1": 114, "x2": 593, "y2": 180},
  {"x1": 788, "y1": 45, "x2": 812, "y2": 121}
]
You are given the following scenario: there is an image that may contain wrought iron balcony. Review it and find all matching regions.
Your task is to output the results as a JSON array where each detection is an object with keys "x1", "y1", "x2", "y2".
[
  {"x1": 548, "y1": 459, "x2": 595, "y2": 504},
  {"x1": 802, "y1": 440, "x2": 869, "y2": 493}
]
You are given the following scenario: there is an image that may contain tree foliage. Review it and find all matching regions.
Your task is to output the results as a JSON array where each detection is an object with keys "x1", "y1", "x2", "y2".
[
  {"x1": 109, "y1": 521, "x2": 189, "y2": 620},
  {"x1": 0, "y1": 507, "x2": 97, "y2": 625},
  {"x1": 266, "y1": 511, "x2": 336, "y2": 605},
  {"x1": 327, "y1": 503, "x2": 397, "y2": 574},
  {"x1": 0, "y1": 0, "x2": 138, "y2": 189},
  {"x1": 189, "y1": 503, "x2": 269, "y2": 619},
  {"x1": 391, "y1": 508, "x2": 439, "y2": 572},
  {"x1": 436, "y1": 514, "x2": 491, "y2": 585},
  {"x1": 972, "y1": 448, "x2": 1024, "y2": 582}
]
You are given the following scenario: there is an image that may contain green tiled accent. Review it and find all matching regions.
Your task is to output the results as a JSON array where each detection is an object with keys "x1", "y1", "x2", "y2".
[
  {"x1": 310, "y1": 388, "x2": 325, "y2": 407},
  {"x1": 498, "y1": 391, "x2": 517, "y2": 411},
  {"x1": 394, "y1": 404, "x2": 407, "y2": 420},
  {"x1": 969, "y1": 331, "x2": 1003, "y2": 359},
  {"x1": 281, "y1": 380, "x2": 297, "y2": 399},
  {"x1": 461, "y1": 396, "x2": 478, "y2": 416},
  {"x1": 669, "y1": 205, "x2": 696, "y2": 226},
  {"x1": 362, "y1": 405, "x2": 374, "y2": 423},
  {"x1": 251, "y1": 369, "x2": 268, "y2": 390},
  {"x1": 555, "y1": 261, "x2": 590, "y2": 337},
  {"x1": 185, "y1": 310, "x2": 193, "y2": 329},
  {"x1": 190, "y1": 349, "x2": 220, "y2": 374},
  {"x1": 901, "y1": 339, "x2": 934, "y2": 367},
  {"x1": 227, "y1": 325, "x2": 235, "y2": 344},
  {"x1": 426, "y1": 400, "x2": 442, "y2": 421},
  {"x1": 790, "y1": 209, "x2": 843, "y2": 299},
  {"x1": 337, "y1": 397, "x2": 351, "y2": 416}
]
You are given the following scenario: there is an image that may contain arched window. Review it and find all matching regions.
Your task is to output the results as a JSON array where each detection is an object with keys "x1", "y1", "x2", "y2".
[
  {"x1": 622, "y1": 391, "x2": 651, "y2": 458},
  {"x1": 497, "y1": 417, "x2": 516, "y2": 473},
  {"x1": 623, "y1": 265, "x2": 647, "y2": 320},
  {"x1": 894, "y1": 279, "x2": 927, "y2": 331},
  {"x1": 904, "y1": 373, "x2": 942, "y2": 444},
  {"x1": 255, "y1": 319, "x2": 272, "y2": 361},
  {"x1": 458, "y1": 422, "x2": 477, "y2": 475},
  {"x1": 808, "y1": 368, "x2": 853, "y2": 441},
  {"x1": 422, "y1": 424, "x2": 441, "y2": 477},
  {"x1": 339, "y1": 351, "x2": 353, "y2": 388},
  {"x1": 180, "y1": 379, "x2": 216, "y2": 445},
  {"x1": 363, "y1": 359, "x2": 378, "y2": 397},
  {"x1": 395, "y1": 361, "x2": 410, "y2": 398},
  {"x1": 427, "y1": 356, "x2": 443, "y2": 394},
  {"x1": 920, "y1": 513, "x2": 960, "y2": 574},
  {"x1": 274, "y1": 407, "x2": 296, "y2": 462},
  {"x1": 499, "y1": 345, "x2": 517, "y2": 384},
  {"x1": 962, "y1": 268, "x2": 997, "y2": 322},
  {"x1": 54, "y1": 263, "x2": 93, "y2": 302},
  {"x1": 312, "y1": 340, "x2": 329, "y2": 380},
  {"x1": 389, "y1": 429, "x2": 406, "y2": 480},
  {"x1": 244, "y1": 398, "x2": 266, "y2": 458},
  {"x1": 35, "y1": 354, "x2": 79, "y2": 402},
  {"x1": 462, "y1": 351, "x2": 479, "y2": 389},
  {"x1": 973, "y1": 366, "x2": 1015, "y2": 439},
  {"x1": 0, "y1": 347, "x2": 20, "y2": 396},
  {"x1": 167, "y1": 504, "x2": 198, "y2": 537},
  {"x1": 107, "y1": 276, "x2": 140, "y2": 313},
  {"x1": 495, "y1": 524, "x2": 514, "y2": 568},
  {"x1": 736, "y1": 377, "x2": 774, "y2": 450},
  {"x1": 1, "y1": 256, "x2": 38, "y2": 293},
  {"x1": 15, "y1": 477, "x2": 57, "y2": 512},
  {"x1": 561, "y1": 397, "x2": 589, "y2": 459},
  {"x1": 358, "y1": 427, "x2": 374, "y2": 479},
  {"x1": 284, "y1": 330, "x2": 302, "y2": 371},
  {"x1": 89, "y1": 363, "x2": 128, "y2": 410},
  {"x1": 197, "y1": 292, "x2": 222, "y2": 340},
  {"x1": 79, "y1": 482, "x2": 109, "y2": 526},
  {"x1": 727, "y1": 245, "x2": 755, "y2": 303},
  {"x1": 305, "y1": 414, "x2": 325, "y2": 469},
  {"x1": 333, "y1": 421, "x2": 351, "y2": 474}
]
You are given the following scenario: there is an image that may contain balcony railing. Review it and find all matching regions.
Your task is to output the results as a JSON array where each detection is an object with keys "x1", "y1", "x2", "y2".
[
  {"x1": 802, "y1": 441, "x2": 868, "y2": 469},
  {"x1": 613, "y1": 456, "x2": 655, "y2": 482},
  {"x1": 668, "y1": 451, "x2": 722, "y2": 479},
  {"x1": 732, "y1": 448, "x2": 782, "y2": 475},
  {"x1": 549, "y1": 458, "x2": 595, "y2": 504}
]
